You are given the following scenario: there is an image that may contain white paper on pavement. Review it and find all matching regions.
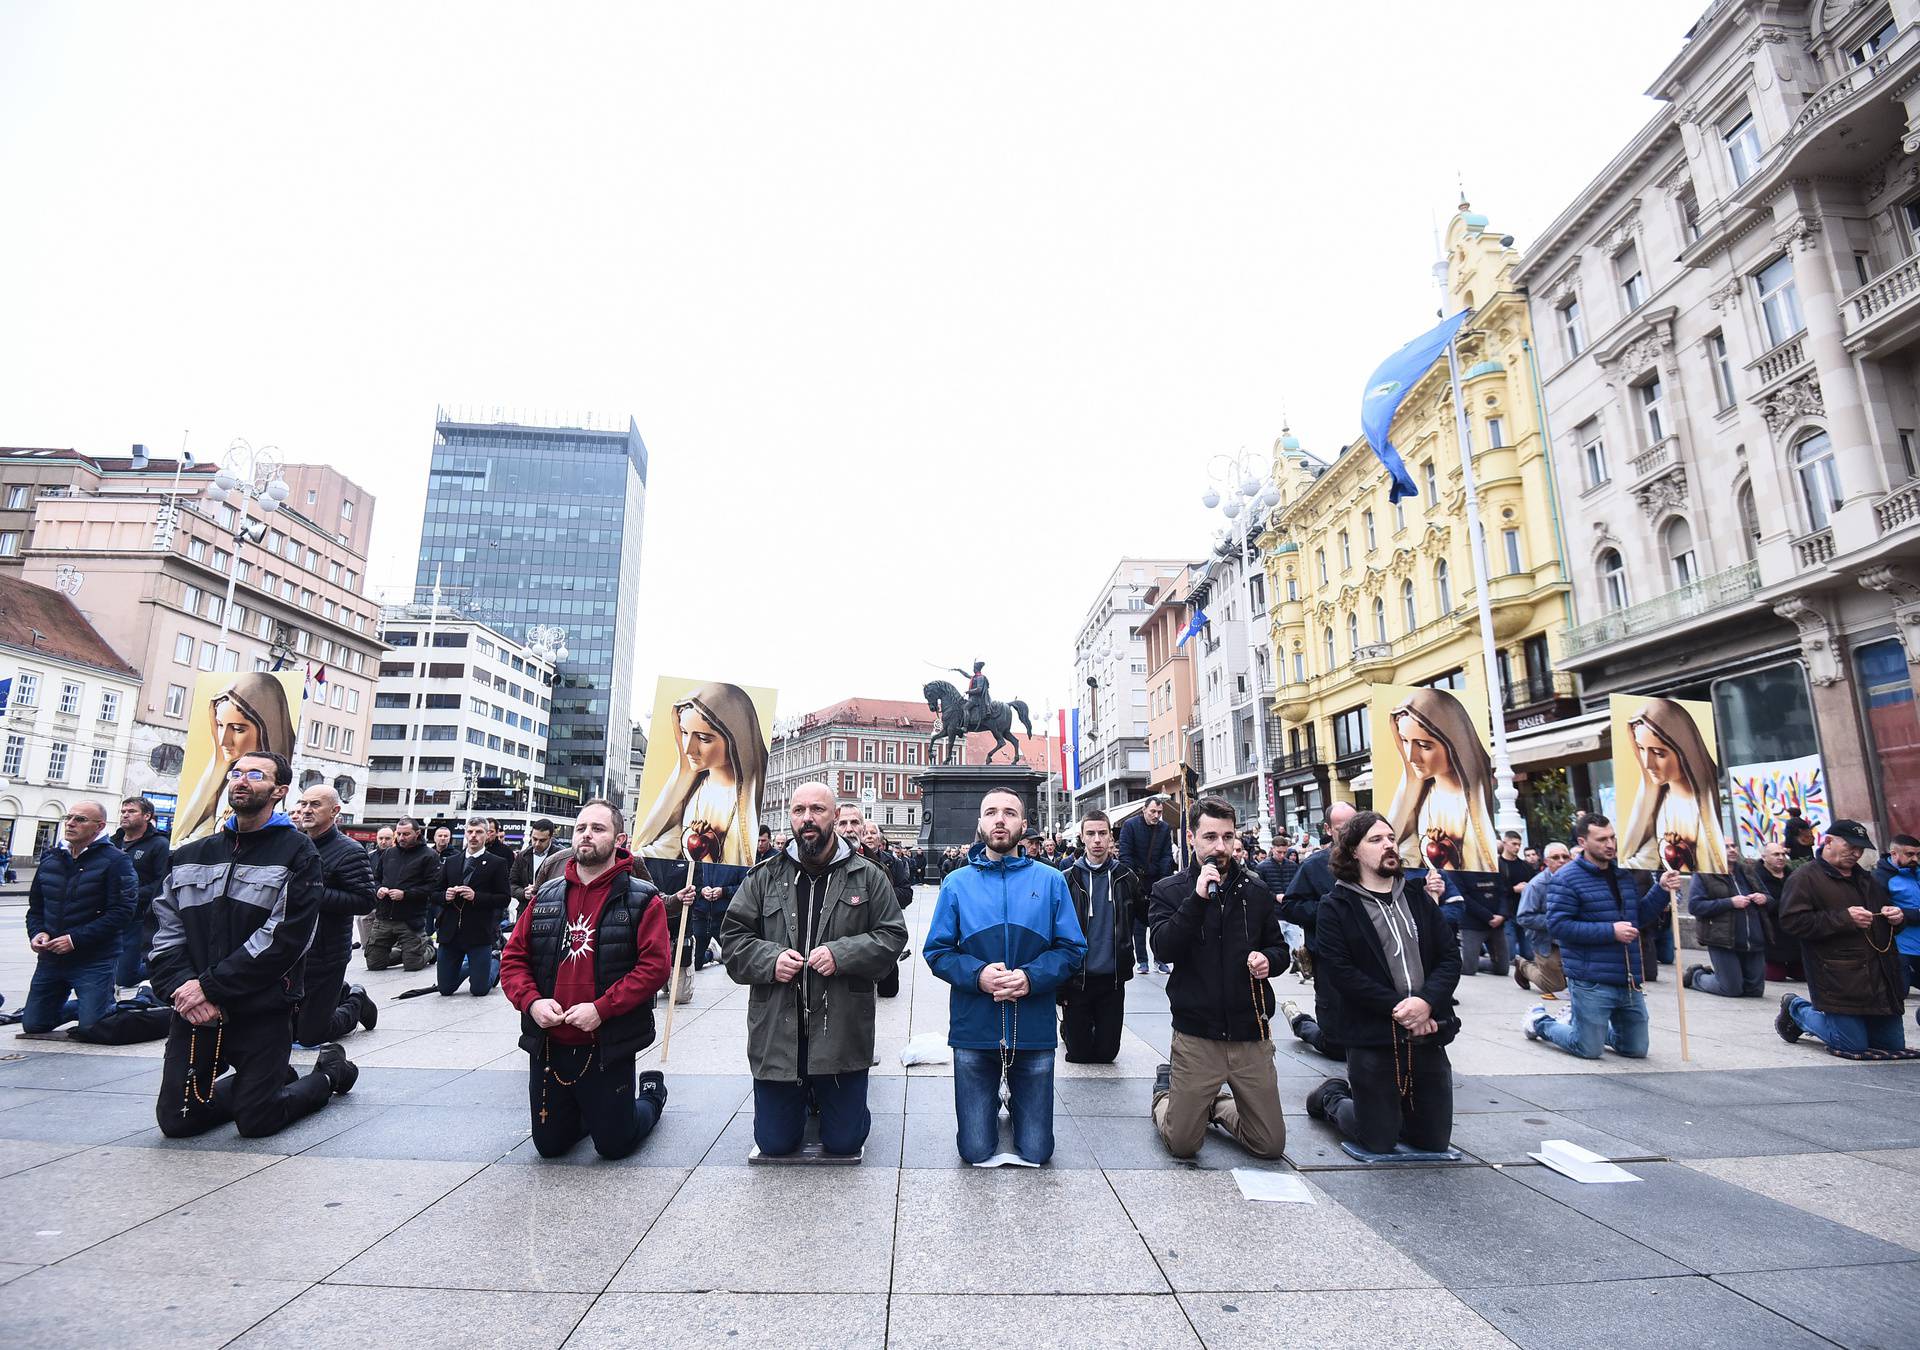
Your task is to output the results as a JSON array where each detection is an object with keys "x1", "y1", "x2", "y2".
[
  {"x1": 1529, "y1": 1139, "x2": 1641, "y2": 1184},
  {"x1": 971, "y1": 1153, "x2": 1040, "y2": 1168},
  {"x1": 1232, "y1": 1168, "x2": 1315, "y2": 1204}
]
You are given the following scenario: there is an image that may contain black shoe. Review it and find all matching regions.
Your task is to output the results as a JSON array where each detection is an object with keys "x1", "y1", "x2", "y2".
[
  {"x1": 638, "y1": 1070, "x2": 668, "y2": 1110},
  {"x1": 314, "y1": 1043, "x2": 359, "y2": 1095},
  {"x1": 1306, "y1": 1077, "x2": 1349, "y2": 1121},
  {"x1": 349, "y1": 984, "x2": 378, "y2": 1032},
  {"x1": 1152, "y1": 1062, "x2": 1172, "y2": 1099},
  {"x1": 1776, "y1": 993, "x2": 1803, "y2": 1044},
  {"x1": 1513, "y1": 964, "x2": 1529, "y2": 991}
]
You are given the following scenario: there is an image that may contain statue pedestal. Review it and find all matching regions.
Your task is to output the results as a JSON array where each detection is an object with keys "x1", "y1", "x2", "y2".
[{"x1": 914, "y1": 764, "x2": 1047, "y2": 851}]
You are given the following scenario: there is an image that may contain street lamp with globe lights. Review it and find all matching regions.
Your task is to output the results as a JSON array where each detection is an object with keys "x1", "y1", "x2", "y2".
[
  {"x1": 1199, "y1": 446, "x2": 1283, "y2": 848},
  {"x1": 202, "y1": 440, "x2": 291, "y2": 670}
]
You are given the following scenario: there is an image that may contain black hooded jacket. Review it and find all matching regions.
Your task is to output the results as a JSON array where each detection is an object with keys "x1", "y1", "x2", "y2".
[
  {"x1": 1314, "y1": 877, "x2": 1462, "y2": 1050},
  {"x1": 1149, "y1": 861, "x2": 1288, "y2": 1041}
]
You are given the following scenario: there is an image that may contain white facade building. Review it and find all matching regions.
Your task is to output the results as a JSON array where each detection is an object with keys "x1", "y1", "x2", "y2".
[
  {"x1": 1187, "y1": 527, "x2": 1277, "y2": 829},
  {"x1": 0, "y1": 576, "x2": 143, "y2": 857},
  {"x1": 1071, "y1": 558, "x2": 1191, "y2": 816},
  {"x1": 362, "y1": 605, "x2": 569, "y2": 843}
]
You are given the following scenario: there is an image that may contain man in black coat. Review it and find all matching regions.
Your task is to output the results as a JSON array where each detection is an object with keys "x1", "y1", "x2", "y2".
[
  {"x1": 1119, "y1": 796, "x2": 1177, "y2": 974},
  {"x1": 368, "y1": 817, "x2": 439, "y2": 970},
  {"x1": 510, "y1": 818, "x2": 568, "y2": 920},
  {"x1": 438, "y1": 820, "x2": 512, "y2": 996},
  {"x1": 1147, "y1": 797, "x2": 1288, "y2": 1159},
  {"x1": 1060, "y1": 811, "x2": 1148, "y2": 1063},
  {"x1": 291, "y1": 784, "x2": 378, "y2": 1046},
  {"x1": 110, "y1": 796, "x2": 171, "y2": 993}
]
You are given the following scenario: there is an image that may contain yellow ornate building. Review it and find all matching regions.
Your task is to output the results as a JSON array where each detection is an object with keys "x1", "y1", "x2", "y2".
[{"x1": 1258, "y1": 204, "x2": 1581, "y2": 838}]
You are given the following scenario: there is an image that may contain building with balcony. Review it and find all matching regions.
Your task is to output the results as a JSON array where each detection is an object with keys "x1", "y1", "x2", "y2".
[
  {"x1": 1139, "y1": 566, "x2": 1200, "y2": 799},
  {"x1": 1070, "y1": 558, "x2": 1193, "y2": 817},
  {"x1": 10, "y1": 452, "x2": 381, "y2": 819},
  {"x1": 1188, "y1": 533, "x2": 1282, "y2": 835},
  {"x1": 0, "y1": 575, "x2": 143, "y2": 858},
  {"x1": 1514, "y1": 0, "x2": 1920, "y2": 833},
  {"x1": 1261, "y1": 205, "x2": 1578, "y2": 842},
  {"x1": 360, "y1": 604, "x2": 568, "y2": 843}
]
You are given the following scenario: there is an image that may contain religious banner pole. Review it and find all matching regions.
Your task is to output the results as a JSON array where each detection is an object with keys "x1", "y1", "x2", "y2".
[
  {"x1": 659, "y1": 851, "x2": 696, "y2": 1061},
  {"x1": 1670, "y1": 898, "x2": 1691, "y2": 1062}
]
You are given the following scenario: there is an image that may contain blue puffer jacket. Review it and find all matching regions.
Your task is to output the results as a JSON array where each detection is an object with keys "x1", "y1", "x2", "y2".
[
  {"x1": 924, "y1": 843, "x2": 1086, "y2": 1050},
  {"x1": 1547, "y1": 855, "x2": 1665, "y2": 987},
  {"x1": 25, "y1": 839, "x2": 139, "y2": 958}
]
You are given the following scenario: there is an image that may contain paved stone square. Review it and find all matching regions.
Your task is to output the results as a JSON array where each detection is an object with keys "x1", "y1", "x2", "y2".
[{"x1": 1, "y1": 887, "x2": 1916, "y2": 1348}]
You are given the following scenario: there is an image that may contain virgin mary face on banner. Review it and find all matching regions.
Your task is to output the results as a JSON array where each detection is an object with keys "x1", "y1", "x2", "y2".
[
  {"x1": 1621, "y1": 698, "x2": 1729, "y2": 873},
  {"x1": 1383, "y1": 687, "x2": 1498, "y2": 872},
  {"x1": 634, "y1": 682, "x2": 768, "y2": 867}
]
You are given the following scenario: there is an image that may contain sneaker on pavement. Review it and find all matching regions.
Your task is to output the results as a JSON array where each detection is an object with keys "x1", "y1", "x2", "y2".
[
  {"x1": 1280, "y1": 998, "x2": 1303, "y2": 1032},
  {"x1": 1152, "y1": 1062, "x2": 1172, "y2": 1100},
  {"x1": 314, "y1": 1043, "x2": 358, "y2": 1095},
  {"x1": 350, "y1": 984, "x2": 378, "y2": 1031},
  {"x1": 1776, "y1": 993, "x2": 1804, "y2": 1044},
  {"x1": 1306, "y1": 1077, "x2": 1349, "y2": 1121},
  {"x1": 638, "y1": 1070, "x2": 668, "y2": 1110},
  {"x1": 1154, "y1": 963, "x2": 1173, "y2": 975},
  {"x1": 1135, "y1": 963, "x2": 1150, "y2": 976},
  {"x1": 1521, "y1": 1004, "x2": 1549, "y2": 1041}
]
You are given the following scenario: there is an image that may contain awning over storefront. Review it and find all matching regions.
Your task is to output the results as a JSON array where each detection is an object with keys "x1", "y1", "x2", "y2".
[
  {"x1": 1504, "y1": 709, "x2": 1609, "y2": 768},
  {"x1": 1348, "y1": 770, "x2": 1373, "y2": 792}
]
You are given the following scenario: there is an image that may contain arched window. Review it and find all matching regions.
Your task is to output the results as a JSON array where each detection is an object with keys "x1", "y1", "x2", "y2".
[
  {"x1": 1401, "y1": 579, "x2": 1417, "y2": 632},
  {"x1": 1435, "y1": 559, "x2": 1452, "y2": 614},
  {"x1": 1347, "y1": 612, "x2": 1360, "y2": 653},
  {"x1": 1599, "y1": 548, "x2": 1629, "y2": 611},
  {"x1": 1794, "y1": 429, "x2": 1842, "y2": 531},
  {"x1": 1323, "y1": 626, "x2": 1335, "y2": 671},
  {"x1": 1736, "y1": 482, "x2": 1760, "y2": 561},
  {"x1": 1664, "y1": 517, "x2": 1698, "y2": 587},
  {"x1": 1373, "y1": 597, "x2": 1388, "y2": 643}
]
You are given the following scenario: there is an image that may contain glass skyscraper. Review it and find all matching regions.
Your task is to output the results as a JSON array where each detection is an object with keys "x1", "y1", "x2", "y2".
[{"x1": 416, "y1": 410, "x2": 648, "y2": 800}]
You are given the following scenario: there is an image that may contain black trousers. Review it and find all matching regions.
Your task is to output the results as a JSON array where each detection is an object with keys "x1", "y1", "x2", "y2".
[
  {"x1": 1060, "y1": 981, "x2": 1127, "y2": 1063},
  {"x1": 1330, "y1": 1042, "x2": 1452, "y2": 1154},
  {"x1": 528, "y1": 1042, "x2": 660, "y2": 1160},
  {"x1": 156, "y1": 1009, "x2": 334, "y2": 1138},
  {"x1": 293, "y1": 960, "x2": 360, "y2": 1046},
  {"x1": 1289, "y1": 1009, "x2": 1347, "y2": 1062}
]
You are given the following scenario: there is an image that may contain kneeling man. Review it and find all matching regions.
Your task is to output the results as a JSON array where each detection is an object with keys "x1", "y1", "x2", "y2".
[
  {"x1": 723, "y1": 782, "x2": 907, "y2": 1157},
  {"x1": 1148, "y1": 796, "x2": 1287, "y2": 1159},
  {"x1": 501, "y1": 799, "x2": 670, "y2": 1160}
]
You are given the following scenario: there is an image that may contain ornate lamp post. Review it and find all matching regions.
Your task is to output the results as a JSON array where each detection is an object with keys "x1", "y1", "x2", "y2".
[{"x1": 201, "y1": 440, "x2": 290, "y2": 670}]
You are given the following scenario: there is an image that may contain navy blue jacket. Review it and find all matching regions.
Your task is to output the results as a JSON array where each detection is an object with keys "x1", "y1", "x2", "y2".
[
  {"x1": 1547, "y1": 855, "x2": 1665, "y2": 986},
  {"x1": 26, "y1": 839, "x2": 139, "y2": 959},
  {"x1": 1117, "y1": 815, "x2": 1176, "y2": 887}
]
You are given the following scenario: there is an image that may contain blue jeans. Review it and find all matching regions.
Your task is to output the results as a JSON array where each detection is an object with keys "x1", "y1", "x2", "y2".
[
  {"x1": 24, "y1": 950, "x2": 117, "y2": 1032},
  {"x1": 953, "y1": 1047, "x2": 1055, "y2": 1164},
  {"x1": 1786, "y1": 996, "x2": 1906, "y2": 1053},
  {"x1": 437, "y1": 939, "x2": 496, "y2": 996},
  {"x1": 1535, "y1": 977, "x2": 1649, "y2": 1060},
  {"x1": 114, "y1": 916, "x2": 148, "y2": 988},
  {"x1": 1513, "y1": 923, "x2": 1535, "y2": 961},
  {"x1": 753, "y1": 1068, "x2": 872, "y2": 1156}
]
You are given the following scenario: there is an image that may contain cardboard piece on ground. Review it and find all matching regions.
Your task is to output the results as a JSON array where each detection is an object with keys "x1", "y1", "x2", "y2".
[
  {"x1": 1232, "y1": 1168, "x2": 1315, "y2": 1204},
  {"x1": 1529, "y1": 1138, "x2": 1641, "y2": 1184}
]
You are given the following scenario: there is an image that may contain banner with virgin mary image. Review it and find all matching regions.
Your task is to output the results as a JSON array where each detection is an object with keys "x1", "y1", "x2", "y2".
[
  {"x1": 629, "y1": 675, "x2": 777, "y2": 895},
  {"x1": 1370, "y1": 680, "x2": 1499, "y2": 874},
  {"x1": 173, "y1": 669, "x2": 307, "y2": 846},
  {"x1": 1609, "y1": 693, "x2": 1729, "y2": 874}
]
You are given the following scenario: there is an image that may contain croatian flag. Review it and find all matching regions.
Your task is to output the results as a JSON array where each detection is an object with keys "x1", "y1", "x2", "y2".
[
  {"x1": 305, "y1": 664, "x2": 328, "y2": 700},
  {"x1": 1360, "y1": 308, "x2": 1472, "y2": 502}
]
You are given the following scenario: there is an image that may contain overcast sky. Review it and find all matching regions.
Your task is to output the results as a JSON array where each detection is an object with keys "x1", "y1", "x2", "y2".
[{"x1": 0, "y1": 1, "x2": 1703, "y2": 729}]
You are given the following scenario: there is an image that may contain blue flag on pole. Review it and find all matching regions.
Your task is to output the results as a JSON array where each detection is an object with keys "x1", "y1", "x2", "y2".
[
  {"x1": 1360, "y1": 309, "x2": 1471, "y2": 503},
  {"x1": 1175, "y1": 608, "x2": 1209, "y2": 649}
]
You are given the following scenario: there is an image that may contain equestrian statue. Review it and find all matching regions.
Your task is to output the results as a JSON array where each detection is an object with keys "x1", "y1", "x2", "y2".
[{"x1": 924, "y1": 661, "x2": 1033, "y2": 766}]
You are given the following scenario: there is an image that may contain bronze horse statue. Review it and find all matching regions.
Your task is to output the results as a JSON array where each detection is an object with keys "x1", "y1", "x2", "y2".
[{"x1": 923, "y1": 679, "x2": 1034, "y2": 766}]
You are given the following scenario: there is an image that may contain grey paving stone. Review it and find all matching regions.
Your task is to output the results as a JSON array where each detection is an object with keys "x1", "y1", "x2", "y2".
[
  {"x1": 230, "y1": 1283, "x2": 591, "y2": 1349},
  {"x1": 334, "y1": 1163, "x2": 687, "y2": 1292},
  {"x1": 1109, "y1": 1168, "x2": 1437, "y2": 1293},
  {"x1": 702, "y1": 1109, "x2": 904, "y2": 1168},
  {"x1": 300, "y1": 1103, "x2": 531, "y2": 1161},
  {"x1": 565, "y1": 1292, "x2": 889, "y2": 1349},
  {"x1": 117, "y1": 1095, "x2": 386, "y2": 1155},
  {"x1": 1858, "y1": 1146, "x2": 1920, "y2": 1177},
  {"x1": 0, "y1": 1262, "x2": 37, "y2": 1287},
  {"x1": 497, "y1": 1100, "x2": 732, "y2": 1168},
  {"x1": 890, "y1": 1293, "x2": 1202, "y2": 1347},
  {"x1": 0, "y1": 1136, "x2": 83, "y2": 1177},
  {"x1": 891, "y1": 1169, "x2": 1167, "y2": 1294},
  {"x1": 0, "y1": 1142, "x2": 277, "y2": 1262},
  {"x1": 0, "y1": 1051, "x2": 158, "y2": 1090},
  {"x1": 1124, "y1": 1013, "x2": 1174, "y2": 1056},
  {"x1": 1492, "y1": 1073, "x2": 1661, "y2": 1111},
  {"x1": 1458, "y1": 1276, "x2": 1833, "y2": 1349},
  {"x1": 65, "y1": 1155, "x2": 482, "y2": 1281},
  {"x1": 1625, "y1": 1067, "x2": 1855, "y2": 1108},
  {"x1": 1444, "y1": 1109, "x2": 1663, "y2": 1166},
  {"x1": 395, "y1": 1067, "x2": 532, "y2": 1108},
  {"x1": 1078, "y1": 1110, "x2": 1291, "y2": 1172},
  {"x1": 1508, "y1": 1160, "x2": 1916, "y2": 1274},
  {"x1": 0, "y1": 1266, "x2": 310, "y2": 1348},
  {"x1": 1716, "y1": 1260, "x2": 1920, "y2": 1348},
  {"x1": 1449, "y1": 1075, "x2": 1548, "y2": 1113},
  {"x1": 611, "y1": 1165, "x2": 899, "y2": 1293},
  {"x1": 1740, "y1": 1098, "x2": 1920, "y2": 1151},
  {"x1": 1561, "y1": 1100, "x2": 1829, "y2": 1158},
  {"x1": 1310, "y1": 1167, "x2": 1689, "y2": 1286},
  {"x1": 1687, "y1": 1153, "x2": 1920, "y2": 1252},
  {"x1": 0, "y1": 1087, "x2": 161, "y2": 1144},
  {"x1": 0, "y1": 1085, "x2": 57, "y2": 1112},
  {"x1": 81, "y1": 1063, "x2": 165, "y2": 1095},
  {"x1": 1177, "y1": 1289, "x2": 1517, "y2": 1348},
  {"x1": 1056, "y1": 1075, "x2": 1156, "y2": 1116}
]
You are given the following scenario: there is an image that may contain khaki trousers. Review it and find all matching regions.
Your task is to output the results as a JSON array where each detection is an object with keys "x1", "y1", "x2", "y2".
[
  {"x1": 1152, "y1": 1029, "x2": 1286, "y2": 1159},
  {"x1": 1515, "y1": 946, "x2": 1567, "y2": 996}
]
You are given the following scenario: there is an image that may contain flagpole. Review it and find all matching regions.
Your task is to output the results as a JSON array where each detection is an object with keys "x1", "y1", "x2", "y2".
[{"x1": 1443, "y1": 333, "x2": 1525, "y2": 836}]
